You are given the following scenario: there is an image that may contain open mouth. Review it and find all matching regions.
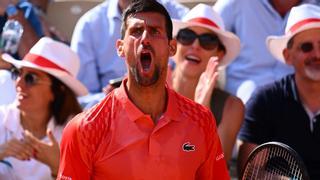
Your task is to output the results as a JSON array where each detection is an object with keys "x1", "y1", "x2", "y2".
[
  {"x1": 141, "y1": 52, "x2": 152, "y2": 71},
  {"x1": 185, "y1": 55, "x2": 200, "y2": 64}
]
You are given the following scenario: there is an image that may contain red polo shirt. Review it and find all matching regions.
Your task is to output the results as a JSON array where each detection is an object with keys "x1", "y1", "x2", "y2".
[{"x1": 58, "y1": 79, "x2": 229, "y2": 180}]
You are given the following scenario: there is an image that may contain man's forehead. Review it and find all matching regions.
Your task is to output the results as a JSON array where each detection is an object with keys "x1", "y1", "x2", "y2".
[
  {"x1": 127, "y1": 12, "x2": 165, "y2": 27},
  {"x1": 292, "y1": 28, "x2": 320, "y2": 42}
]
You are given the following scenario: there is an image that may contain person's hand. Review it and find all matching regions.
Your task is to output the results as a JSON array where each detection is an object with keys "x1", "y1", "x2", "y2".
[
  {"x1": 23, "y1": 129, "x2": 60, "y2": 175},
  {"x1": 0, "y1": 0, "x2": 18, "y2": 16},
  {"x1": 0, "y1": 137, "x2": 34, "y2": 161},
  {"x1": 195, "y1": 57, "x2": 219, "y2": 107}
]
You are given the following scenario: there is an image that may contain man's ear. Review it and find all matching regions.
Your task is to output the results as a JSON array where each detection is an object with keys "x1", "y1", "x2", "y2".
[
  {"x1": 283, "y1": 48, "x2": 292, "y2": 65},
  {"x1": 169, "y1": 39, "x2": 177, "y2": 57},
  {"x1": 116, "y1": 39, "x2": 125, "y2": 57}
]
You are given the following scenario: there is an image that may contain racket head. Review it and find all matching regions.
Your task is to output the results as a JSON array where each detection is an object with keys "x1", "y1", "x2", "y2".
[{"x1": 241, "y1": 141, "x2": 309, "y2": 180}]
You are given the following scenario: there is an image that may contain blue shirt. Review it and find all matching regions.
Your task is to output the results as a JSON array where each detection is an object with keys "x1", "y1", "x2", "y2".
[
  {"x1": 214, "y1": 0, "x2": 319, "y2": 100},
  {"x1": 71, "y1": 0, "x2": 189, "y2": 93}
]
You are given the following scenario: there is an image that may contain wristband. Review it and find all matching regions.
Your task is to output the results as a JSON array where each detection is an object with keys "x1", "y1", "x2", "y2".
[
  {"x1": 5, "y1": 4, "x2": 18, "y2": 17},
  {"x1": 0, "y1": 159, "x2": 13, "y2": 168}
]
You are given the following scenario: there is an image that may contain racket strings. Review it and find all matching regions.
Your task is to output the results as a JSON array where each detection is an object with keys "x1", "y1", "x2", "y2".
[{"x1": 242, "y1": 146, "x2": 304, "y2": 180}]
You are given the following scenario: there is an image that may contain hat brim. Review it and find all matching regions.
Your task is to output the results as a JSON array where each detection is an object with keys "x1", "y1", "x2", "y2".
[
  {"x1": 267, "y1": 23, "x2": 320, "y2": 62},
  {"x1": 2, "y1": 53, "x2": 88, "y2": 96},
  {"x1": 172, "y1": 19, "x2": 241, "y2": 66}
]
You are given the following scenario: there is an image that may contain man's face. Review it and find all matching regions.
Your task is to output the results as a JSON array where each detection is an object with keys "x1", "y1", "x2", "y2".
[
  {"x1": 117, "y1": 12, "x2": 176, "y2": 87},
  {"x1": 284, "y1": 28, "x2": 320, "y2": 81}
]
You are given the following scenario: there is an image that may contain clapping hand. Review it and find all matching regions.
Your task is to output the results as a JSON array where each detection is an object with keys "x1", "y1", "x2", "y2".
[
  {"x1": 23, "y1": 129, "x2": 60, "y2": 175},
  {"x1": 0, "y1": 137, "x2": 34, "y2": 161},
  {"x1": 195, "y1": 57, "x2": 219, "y2": 107}
]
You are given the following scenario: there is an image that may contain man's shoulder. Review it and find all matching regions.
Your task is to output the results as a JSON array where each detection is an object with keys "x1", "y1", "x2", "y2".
[
  {"x1": 248, "y1": 75, "x2": 295, "y2": 107},
  {"x1": 69, "y1": 92, "x2": 118, "y2": 132},
  {"x1": 256, "y1": 74, "x2": 294, "y2": 94}
]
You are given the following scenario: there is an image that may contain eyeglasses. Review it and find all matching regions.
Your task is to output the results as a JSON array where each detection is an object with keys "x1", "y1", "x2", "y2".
[
  {"x1": 299, "y1": 42, "x2": 317, "y2": 53},
  {"x1": 11, "y1": 68, "x2": 51, "y2": 87},
  {"x1": 176, "y1": 28, "x2": 220, "y2": 50}
]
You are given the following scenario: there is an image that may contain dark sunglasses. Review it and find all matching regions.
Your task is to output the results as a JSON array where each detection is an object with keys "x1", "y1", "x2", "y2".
[
  {"x1": 11, "y1": 68, "x2": 51, "y2": 87},
  {"x1": 176, "y1": 28, "x2": 220, "y2": 50},
  {"x1": 299, "y1": 42, "x2": 316, "y2": 53}
]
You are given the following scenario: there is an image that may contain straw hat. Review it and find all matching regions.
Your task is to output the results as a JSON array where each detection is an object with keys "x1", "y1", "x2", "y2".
[
  {"x1": 2, "y1": 37, "x2": 88, "y2": 96},
  {"x1": 267, "y1": 4, "x2": 320, "y2": 62},
  {"x1": 172, "y1": 3, "x2": 240, "y2": 66}
]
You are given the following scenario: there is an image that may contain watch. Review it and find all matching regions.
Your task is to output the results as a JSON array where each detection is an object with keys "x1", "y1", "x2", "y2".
[{"x1": 6, "y1": 4, "x2": 18, "y2": 17}]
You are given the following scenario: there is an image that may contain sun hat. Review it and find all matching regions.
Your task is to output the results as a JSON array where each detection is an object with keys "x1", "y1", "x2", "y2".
[
  {"x1": 172, "y1": 3, "x2": 241, "y2": 66},
  {"x1": 267, "y1": 4, "x2": 320, "y2": 62},
  {"x1": 2, "y1": 37, "x2": 88, "y2": 96}
]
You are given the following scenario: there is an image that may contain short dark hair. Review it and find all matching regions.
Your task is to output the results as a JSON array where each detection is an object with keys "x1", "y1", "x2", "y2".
[
  {"x1": 120, "y1": 0, "x2": 173, "y2": 40},
  {"x1": 50, "y1": 76, "x2": 82, "y2": 125}
]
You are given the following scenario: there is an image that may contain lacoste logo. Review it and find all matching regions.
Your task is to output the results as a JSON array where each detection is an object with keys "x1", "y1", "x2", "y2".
[{"x1": 182, "y1": 142, "x2": 195, "y2": 152}]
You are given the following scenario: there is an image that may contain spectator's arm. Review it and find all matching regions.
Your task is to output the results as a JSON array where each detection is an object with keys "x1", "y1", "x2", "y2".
[
  {"x1": 237, "y1": 141, "x2": 258, "y2": 178},
  {"x1": 214, "y1": 0, "x2": 238, "y2": 31},
  {"x1": 8, "y1": 9, "x2": 39, "y2": 57}
]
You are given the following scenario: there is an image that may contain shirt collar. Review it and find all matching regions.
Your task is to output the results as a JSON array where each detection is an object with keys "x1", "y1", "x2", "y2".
[
  {"x1": 114, "y1": 78, "x2": 182, "y2": 123},
  {"x1": 107, "y1": 0, "x2": 122, "y2": 20}
]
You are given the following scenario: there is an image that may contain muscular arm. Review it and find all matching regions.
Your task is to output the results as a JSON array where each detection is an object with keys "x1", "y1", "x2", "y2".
[
  {"x1": 237, "y1": 141, "x2": 258, "y2": 178},
  {"x1": 218, "y1": 95, "x2": 244, "y2": 162}
]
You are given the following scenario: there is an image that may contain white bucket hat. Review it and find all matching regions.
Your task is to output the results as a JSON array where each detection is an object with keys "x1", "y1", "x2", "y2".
[
  {"x1": 2, "y1": 37, "x2": 88, "y2": 96},
  {"x1": 172, "y1": 3, "x2": 241, "y2": 66},
  {"x1": 267, "y1": 4, "x2": 320, "y2": 62}
]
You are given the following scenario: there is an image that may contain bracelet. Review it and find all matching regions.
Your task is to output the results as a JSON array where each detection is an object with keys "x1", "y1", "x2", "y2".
[
  {"x1": 0, "y1": 159, "x2": 13, "y2": 168},
  {"x1": 5, "y1": 4, "x2": 19, "y2": 17}
]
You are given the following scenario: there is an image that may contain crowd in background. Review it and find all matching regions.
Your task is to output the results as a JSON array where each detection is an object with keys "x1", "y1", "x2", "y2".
[{"x1": 0, "y1": 0, "x2": 320, "y2": 179}]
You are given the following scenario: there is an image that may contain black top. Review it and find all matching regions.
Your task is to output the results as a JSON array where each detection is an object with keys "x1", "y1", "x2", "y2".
[
  {"x1": 210, "y1": 88, "x2": 230, "y2": 125},
  {"x1": 239, "y1": 74, "x2": 320, "y2": 180}
]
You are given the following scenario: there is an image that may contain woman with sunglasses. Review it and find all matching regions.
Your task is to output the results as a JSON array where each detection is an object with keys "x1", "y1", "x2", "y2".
[
  {"x1": 0, "y1": 37, "x2": 87, "y2": 179},
  {"x1": 170, "y1": 4, "x2": 244, "y2": 165}
]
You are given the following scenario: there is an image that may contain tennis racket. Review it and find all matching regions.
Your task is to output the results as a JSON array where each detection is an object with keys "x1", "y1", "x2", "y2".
[{"x1": 241, "y1": 142, "x2": 309, "y2": 180}]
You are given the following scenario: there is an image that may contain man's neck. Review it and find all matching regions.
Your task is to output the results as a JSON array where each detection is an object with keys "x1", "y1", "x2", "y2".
[
  {"x1": 270, "y1": 0, "x2": 301, "y2": 17},
  {"x1": 295, "y1": 75, "x2": 320, "y2": 113},
  {"x1": 126, "y1": 78, "x2": 167, "y2": 124}
]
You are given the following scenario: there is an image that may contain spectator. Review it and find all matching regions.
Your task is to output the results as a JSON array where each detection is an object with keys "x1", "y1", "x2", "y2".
[
  {"x1": 237, "y1": 4, "x2": 320, "y2": 179},
  {"x1": 0, "y1": 0, "x2": 67, "y2": 105},
  {"x1": 58, "y1": 1, "x2": 229, "y2": 179},
  {"x1": 170, "y1": 4, "x2": 244, "y2": 163},
  {"x1": 71, "y1": 0, "x2": 188, "y2": 95},
  {"x1": 0, "y1": 37, "x2": 87, "y2": 179},
  {"x1": 214, "y1": 0, "x2": 319, "y2": 103}
]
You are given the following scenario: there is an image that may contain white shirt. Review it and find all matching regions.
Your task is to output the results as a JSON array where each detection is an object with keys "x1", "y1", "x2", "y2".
[
  {"x1": 0, "y1": 104, "x2": 64, "y2": 180},
  {"x1": 0, "y1": 70, "x2": 16, "y2": 105}
]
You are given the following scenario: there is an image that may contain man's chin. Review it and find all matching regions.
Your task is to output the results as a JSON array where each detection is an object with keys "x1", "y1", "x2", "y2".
[{"x1": 305, "y1": 68, "x2": 320, "y2": 81}]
